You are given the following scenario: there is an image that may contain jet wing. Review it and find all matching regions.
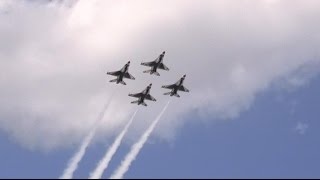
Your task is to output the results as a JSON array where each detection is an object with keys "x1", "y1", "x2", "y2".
[
  {"x1": 124, "y1": 72, "x2": 135, "y2": 80},
  {"x1": 158, "y1": 63, "x2": 169, "y2": 71},
  {"x1": 141, "y1": 61, "x2": 157, "y2": 67},
  {"x1": 107, "y1": 71, "x2": 122, "y2": 76},
  {"x1": 129, "y1": 93, "x2": 143, "y2": 98},
  {"x1": 145, "y1": 94, "x2": 156, "y2": 101},
  {"x1": 178, "y1": 85, "x2": 190, "y2": 92},
  {"x1": 162, "y1": 84, "x2": 176, "y2": 90}
]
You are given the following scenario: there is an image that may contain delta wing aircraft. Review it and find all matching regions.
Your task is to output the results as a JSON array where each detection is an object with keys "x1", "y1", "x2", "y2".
[
  {"x1": 162, "y1": 75, "x2": 190, "y2": 97},
  {"x1": 141, "y1": 51, "x2": 169, "y2": 76},
  {"x1": 129, "y1": 84, "x2": 157, "y2": 106},
  {"x1": 107, "y1": 61, "x2": 135, "y2": 85}
]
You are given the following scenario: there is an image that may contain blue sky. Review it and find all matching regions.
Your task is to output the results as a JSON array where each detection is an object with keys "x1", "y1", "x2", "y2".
[{"x1": 1, "y1": 74, "x2": 319, "y2": 179}]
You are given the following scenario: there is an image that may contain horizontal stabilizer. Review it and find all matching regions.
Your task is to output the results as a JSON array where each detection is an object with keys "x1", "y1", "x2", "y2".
[
  {"x1": 131, "y1": 100, "x2": 139, "y2": 104},
  {"x1": 174, "y1": 93, "x2": 180, "y2": 98},
  {"x1": 153, "y1": 72, "x2": 160, "y2": 76},
  {"x1": 142, "y1": 102, "x2": 147, "y2": 106},
  {"x1": 143, "y1": 70, "x2": 152, "y2": 74},
  {"x1": 110, "y1": 79, "x2": 117, "y2": 83},
  {"x1": 164, "y1": 92, "x2": 171, "y2": 96},
  {"x1": 120, "y1": 81, "x2": 126, "y2": 85}
]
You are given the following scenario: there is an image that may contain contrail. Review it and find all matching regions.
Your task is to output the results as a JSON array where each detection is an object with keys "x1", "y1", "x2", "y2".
[
  {"x1": 110, "y1": 101, "x2": 171, "y2": 179},
  {"x1": 60, "y1": 96, "x2": 113, "y2": 179},
  {"x1": 89, "y1": 110, "x2": 138, "y2": 179}
]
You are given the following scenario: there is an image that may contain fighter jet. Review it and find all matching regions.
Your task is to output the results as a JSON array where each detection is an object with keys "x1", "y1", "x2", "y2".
[
  {"x1": 162, "y1": 75, "x2": 190, "y2": 97},
  {"x1": 141, "y1": 51, "x2": 169, "y2": 76},
  {"x1": 129, "y1": 83, "x2": 156, "y2": 106},
  {"x1": 106, "y1": 61, "x2": 135, "y2": 85}
]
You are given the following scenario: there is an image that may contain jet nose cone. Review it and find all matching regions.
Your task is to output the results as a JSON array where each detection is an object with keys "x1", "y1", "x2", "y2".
[
  {"x1": 149, "y1": 83, "x2": 152, "y2": 86},
  {"x1": 183, "y1": 75, "x2": 186, "y2": 78},
  {"x1": 128, "y1": 61, "x2": 131, "y2": 64},
  {"x1": 163, "y1": 51, "x2": 166, "y2": 54}
]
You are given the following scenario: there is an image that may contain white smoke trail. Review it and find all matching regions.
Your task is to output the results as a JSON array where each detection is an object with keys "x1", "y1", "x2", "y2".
[
  {"x1": 110, "y1": 101, "x2": 171, "y2": 179},
  {"x1": 60, "y1": 96, "x2": 113, "y2": 179},
  {"x1": 89, "y1": 110, "x2": 139, "y2": 179},
  {"x1": 60, "y1": 130, "x2": 95, "y2": 179}
]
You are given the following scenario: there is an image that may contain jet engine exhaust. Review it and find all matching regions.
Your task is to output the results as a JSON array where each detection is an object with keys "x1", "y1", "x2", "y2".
[
  {"x1": 110, "y1": 101, "x2": 171, "y2": 179},
  {"x1": 60, "y1": 94, "x2": 114, "y2": 179},
  {"x1": 89, "y1": 110, "x2": 139, "y2": 179}
]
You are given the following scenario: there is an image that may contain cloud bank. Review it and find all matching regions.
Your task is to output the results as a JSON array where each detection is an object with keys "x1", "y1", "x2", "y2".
[{"x1": 0, "y1": 0, "x2": 320, "y2": 150}]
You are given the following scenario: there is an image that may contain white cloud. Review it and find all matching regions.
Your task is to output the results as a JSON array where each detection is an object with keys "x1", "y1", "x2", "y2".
[
  {"x1": 295, "y1": 122, "x2": 309, "y2": 135},
  {"x1": 0, "y1": 0, "x2": 320, "y2": 151}
]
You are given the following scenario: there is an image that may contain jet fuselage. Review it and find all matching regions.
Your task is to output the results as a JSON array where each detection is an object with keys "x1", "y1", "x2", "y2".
[
  {"x1": 138, "y1": 86, "x2": 151, "y2": 103},
  {"x1": 116, "y1": 63, "x2": 129, "y2": 84},
  {"x1": 150, "y1": 52, "x2": 165, "y2": 74},
  {"x1": 170, "y1": 76, "x2": 185, "y2": 96}
]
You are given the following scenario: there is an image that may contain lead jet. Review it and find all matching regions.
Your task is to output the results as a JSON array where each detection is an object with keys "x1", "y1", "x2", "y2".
[
  {"x1": 141, "y1": 51, "x2": 169, "y2": 76},
  {"x1": 106, "y1": 61, "x2": 135, "y2": 85},
  {"x1": 129, "y1": 83, "x2": 156, "y2": 106},
  {"x1": 162, "y1": 75, "x2": 190, "y2": 97}
]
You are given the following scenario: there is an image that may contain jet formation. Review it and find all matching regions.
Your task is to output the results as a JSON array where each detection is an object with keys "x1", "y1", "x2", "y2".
[{"x1": 107, "y1": 51, "x2": 190, "y2": 106}]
